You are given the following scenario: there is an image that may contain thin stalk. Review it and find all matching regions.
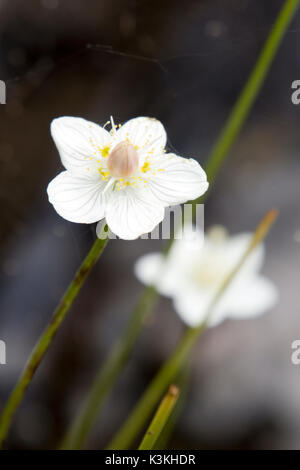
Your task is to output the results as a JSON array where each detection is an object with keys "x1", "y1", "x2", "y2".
[
  {"x1": 203, "y1": 0, "x2": 300, "y2": 184},
  {"x1": 154, "y1": 365, "x2": 191, "y2": 450},
  {"x1": 138, "y1": 385, "x2": 180, "y2": 450},
  {"x1": 60, "y1": 285, "x2": 157, "y2": 449},
  {"x1": 61, "y1": 0, "x2": 298, "y2": 450},
  {"x1": 0, "y1": 227, "x2": 110, "y2": 448},
  {"x1": 107, "y1": 210, "x2": 278, "y2": 450}
]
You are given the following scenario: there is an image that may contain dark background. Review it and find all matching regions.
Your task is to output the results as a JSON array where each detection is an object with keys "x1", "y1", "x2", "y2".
[{"x1": 0, "y1": 0, "x2": 300, "y2": 449}]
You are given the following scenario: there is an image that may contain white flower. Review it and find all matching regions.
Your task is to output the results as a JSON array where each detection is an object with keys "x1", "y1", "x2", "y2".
[
  {"x1": 134, "y1": 224, "x2": 278, "y2": 327},
  {"x1": 47, "y1": 116, "x2": 208, "y2": 240}
]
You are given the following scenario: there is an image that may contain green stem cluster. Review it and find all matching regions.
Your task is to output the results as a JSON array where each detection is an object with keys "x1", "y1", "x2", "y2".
[
  {"x1": 62, "y1": 0, "x2": 299, "y2": 450},
  {"x1": 60, "y1": 286, "x2": 157, "y2": 449},
  {"x1": 107, "y1": 210, "x2": 278, "y2": 449}
]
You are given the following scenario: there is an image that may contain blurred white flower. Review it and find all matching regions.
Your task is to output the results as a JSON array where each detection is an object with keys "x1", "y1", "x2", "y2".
[
  {"x1": 47, "y1": 116, "x2": 208, "y2": 240},
  {"x1": 134, "y1": 224, "x2": 278, "y2": 327}
]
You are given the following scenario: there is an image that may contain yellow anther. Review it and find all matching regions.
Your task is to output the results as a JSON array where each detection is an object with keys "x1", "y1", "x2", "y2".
[
  {"x1": 141, "y1": 161, "x2": 150, "y2": 173},
  {"x1": 101, "y1": 146, "x2": 110, "y2": 157}
]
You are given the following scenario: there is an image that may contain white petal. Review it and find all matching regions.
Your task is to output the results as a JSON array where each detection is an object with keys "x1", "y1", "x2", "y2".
[
  {"x1": 51, "y1": 116, "x2": 111, "y2": 172},
  {"x1": 47, "y1": 171, "x2": 107, "y2": 223},
  {"x1": 225, "y1": 233, "x2": 265, "y2": 277},
  {"x1": 226, "y1": 275, "x2": 278, "y2": 319},
  {"x1": 173, "y1": 287, "x2": 218, "y2": 327},
  {"x1": 105, "y1": 188, "x2": 165, "y2": 240},
  {"x1": 174, "y1": 274, "x2": 277, "y2": 328},
  {"x1": 115, "y1": 117, "x2": 166, "y2": 155},
  {"x1": 169, "y1": 225, "x2": 203, "y2": 266},
  {"x1": 134, "y1": 253, "x2": 163, "y2": 285},
  {"x1": 134, "y1": 223, "x2": 205, "y2": 295},
  {"x1": 147, "y1": 153, "x2": 209, "y2": 206},
  {"x1": 134, "y1": 252, "x2": 183, "y2": 296}
]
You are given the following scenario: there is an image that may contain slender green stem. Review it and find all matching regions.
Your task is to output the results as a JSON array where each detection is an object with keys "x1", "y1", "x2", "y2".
[
  {"x1": 60, "y1": 285, "x2": 157, "y2": 449},
  {"x1": 62, "y1": 0, "x2": 299, "y2": 449},
  {"x1": 154, "y1": 365, "x2": 191, "y2": 450},
  {"x1": 0, "y1": 227, "x2": 109, "y2": 448},
  {"x1": 108, "y1": 328, "x2": 199, "y2": 450},
  {"x1": 138, "y1": 385, "x2": 179, "y2": 450},
  {"x1": 107, "y1": 210, "x2": 278, "y2": 450},
  {"x1": 203, "y1": 0, "x2": 300, "y2": 184}
]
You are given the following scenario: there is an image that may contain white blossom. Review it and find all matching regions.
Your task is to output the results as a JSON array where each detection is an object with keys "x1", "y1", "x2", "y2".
[
  {"x1": 134, "y1": 224, "x2": 278, "y2": 327},
  {"x1": 47, "y1": 116, "x2": 208, "y2": 240}
]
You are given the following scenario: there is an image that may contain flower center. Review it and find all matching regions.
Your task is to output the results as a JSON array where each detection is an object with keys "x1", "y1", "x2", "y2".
[
  {"x1": 193, "y1": 256, "x2": 227, "y2": 288},
  {"x1": 107, "y1": 141, "x2": 139, "y2": 178}
]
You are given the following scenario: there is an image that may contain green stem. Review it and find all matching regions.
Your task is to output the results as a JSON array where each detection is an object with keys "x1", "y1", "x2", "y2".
[
  {"x1": 204, "y1": 0, "x2": 300, "y2": 184},
  {"x1": 138, "y1": 385, "x2": 180, "y2": 450},
  {"x1": 60, "y1": 285, "x2": 157, "y2": 449},
  {"x1": 107, "y1": 210, "x2": 278, "y2": 450},
  {"x1": 62, "y1": 0, "x2": 299, "y2": 449},
  {"x1": 108, "y1": 328, "x2": 199, "y2": 450},
  {"x1": 0, "y1": 228, "x2": 109, "y2": 448},
  {"x1": 154, "y1": 365, "x2": 191, "y2": 450}
]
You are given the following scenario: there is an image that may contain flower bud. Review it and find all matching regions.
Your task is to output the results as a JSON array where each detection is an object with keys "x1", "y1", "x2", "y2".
[{"x1": 107, "y1": 142, "x2": 139, "y2": 178}]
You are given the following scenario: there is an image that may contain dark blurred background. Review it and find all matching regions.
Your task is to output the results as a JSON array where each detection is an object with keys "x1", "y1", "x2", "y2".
[{"x1": 0, "y1": 0, "x2": 300, "y2": 450}]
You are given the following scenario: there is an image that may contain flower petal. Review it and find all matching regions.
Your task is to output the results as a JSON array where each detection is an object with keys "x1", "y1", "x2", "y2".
[
  {"x1": 116, "y1": 117, "x2": 166, "y2": 155},
  {"x1": 173, "y1": 287, "x2": 214, "y2": 327},
  {"x1": 224, "y1": 233, "x2": 265, "y2": 277},
  {"x1": 173, "y1": 274, "x2": 277, "y2": 328},
  {"x1": 105, "y1": 187, "x2": 165, "y2": 240},
  {"x1": 134, "y1": 252, "x2": 180, "y2": 296},
  {"x1": 147, "y1": 153, "x2": 209, "y2": 206},
  {"x1": 47, "y1": 171, "x2": 107, "y2": 223},
  {"x1": 51, "y1": 116, "x2": 111, "y2": 172},
  {"x1": 226, "y1": 275, "x2": 278, "y2": 319},
  {"x1": 134, "y1": 225, "x2": 204, "y2": 295}
]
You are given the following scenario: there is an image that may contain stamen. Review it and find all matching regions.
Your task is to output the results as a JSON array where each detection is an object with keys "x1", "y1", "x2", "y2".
[
  {"x1": 110, "y1": 115, "x2": 117, "y2": 135},
  {"x1": 138, "y1": 135, "x2": 164, "y2": 155}
]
